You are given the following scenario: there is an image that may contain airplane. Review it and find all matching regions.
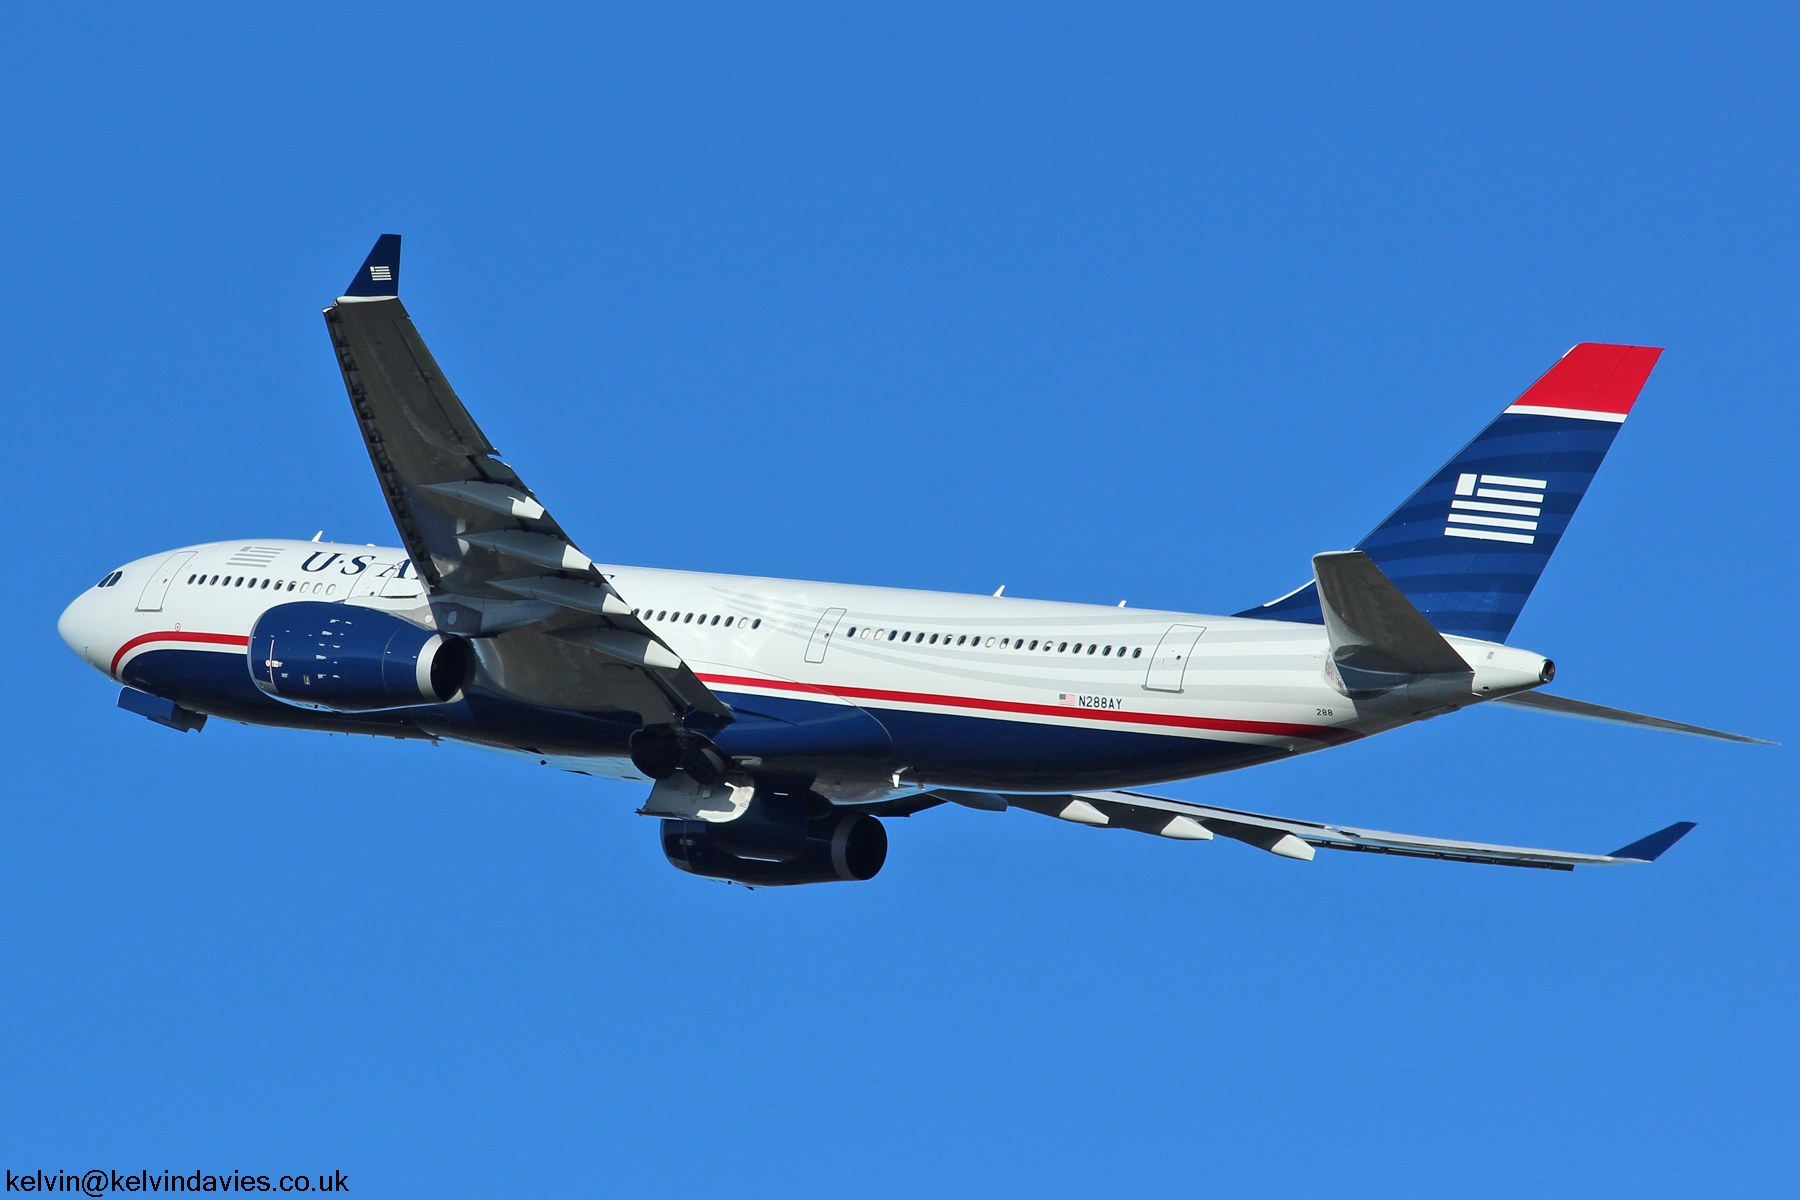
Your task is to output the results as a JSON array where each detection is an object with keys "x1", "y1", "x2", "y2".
[{"x1": 57, "y1": 235, "x2": 1767, "y2": 886}]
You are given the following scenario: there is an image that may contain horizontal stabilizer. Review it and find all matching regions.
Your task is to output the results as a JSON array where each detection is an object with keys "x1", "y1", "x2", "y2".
[
  {"x1": 1608, "y1": 821, "x2": 1697, "y2": 862},
  {"x1": 1493, "y1": 690, "x2": 1771, "y2": 744},
  {"x1": 1313, "y1": 551, "x2": 1469, "y2": 676}
]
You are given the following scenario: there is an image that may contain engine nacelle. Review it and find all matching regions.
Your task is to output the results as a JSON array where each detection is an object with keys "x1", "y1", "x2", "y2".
[
  {"x1": 661, "y1": 811, "x2": 888, "y2": 886},
  {"x1": 248, "y1": 602, "x2": 473, "y2": 712}
]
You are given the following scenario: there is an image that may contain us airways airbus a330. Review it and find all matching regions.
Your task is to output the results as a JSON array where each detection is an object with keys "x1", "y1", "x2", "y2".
[{"x1": 57, "y1": 236, "x2": 1765, "y2": 885}]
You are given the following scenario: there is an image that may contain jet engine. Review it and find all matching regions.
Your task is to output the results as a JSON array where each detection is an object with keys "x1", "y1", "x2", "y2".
[
  {"x1": 661, "y1": 810, "x2": 888, "y2": 886},
  {"x1": 248, "y1": 602, "x2": 473, "y2": 711}
]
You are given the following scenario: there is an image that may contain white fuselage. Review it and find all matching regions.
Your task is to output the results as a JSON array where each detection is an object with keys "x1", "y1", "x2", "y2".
[{"x1": 60, "y1": 538, "x2": 1552, "y2": 797}]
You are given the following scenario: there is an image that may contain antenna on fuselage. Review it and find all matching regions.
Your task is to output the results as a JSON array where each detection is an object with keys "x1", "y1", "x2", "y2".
[{"x1": 311, "y1": 531, "x2": 323, "y2": 542}]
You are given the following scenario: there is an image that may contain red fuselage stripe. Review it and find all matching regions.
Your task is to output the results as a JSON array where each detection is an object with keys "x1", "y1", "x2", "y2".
[
  {"x1": 695, "y1": 672, "x2": 1359, "y2": 745},
  {"x1": 111, "y1": 630, "x2": 249, "y2": 677},
  {"x1": 102, "y1": 639, "x2": 1357, "y2": 747}
]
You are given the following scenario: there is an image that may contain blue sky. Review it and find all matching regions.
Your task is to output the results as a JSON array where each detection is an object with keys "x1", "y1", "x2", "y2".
[{"x1": 3, "y1": 4, "x2": 1796, "y2": 1196}]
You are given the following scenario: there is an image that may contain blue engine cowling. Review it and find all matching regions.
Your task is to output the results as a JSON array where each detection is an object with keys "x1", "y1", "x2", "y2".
[{"x1": 247, "y1": 602, "x2": 474, "y2": 712}]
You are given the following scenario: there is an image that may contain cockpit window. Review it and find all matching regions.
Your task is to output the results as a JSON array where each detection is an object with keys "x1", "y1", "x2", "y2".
[{"x1": 95, "y1": 570, "x2": 123, "y2": 588}]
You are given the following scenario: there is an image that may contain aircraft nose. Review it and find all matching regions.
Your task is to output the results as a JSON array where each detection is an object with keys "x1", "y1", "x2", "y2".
[{"x1": 58, "y1": 587, "x2": 110, "y2": 675}]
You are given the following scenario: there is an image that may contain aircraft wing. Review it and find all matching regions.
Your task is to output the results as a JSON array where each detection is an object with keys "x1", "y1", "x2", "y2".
[
  {"x1": 929, "y1": 788, "x2": 1694, "y2": 870},
  {"x1": 322, "y1": 235, "x2": 729, "y2": 723}
]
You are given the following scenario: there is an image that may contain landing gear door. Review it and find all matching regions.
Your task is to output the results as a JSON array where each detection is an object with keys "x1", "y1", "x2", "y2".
[
  {"x1": 1143, "y1": 624, "x2": 1206, "y2": 693},
  {"x1": 135, "y1": 551, "x2": 195, "y2": 613},
  {"x1": 805, "y1": 607, "x2": 847, "y2": 664}
]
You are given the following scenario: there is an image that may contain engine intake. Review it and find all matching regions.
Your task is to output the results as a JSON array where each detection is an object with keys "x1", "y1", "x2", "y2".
[
  {"x1": 248, "y1": 602, "x2": 473, "y2": 712},
  {"x1": 662, "y1": 810, "x2": 888, "y2": 886}
]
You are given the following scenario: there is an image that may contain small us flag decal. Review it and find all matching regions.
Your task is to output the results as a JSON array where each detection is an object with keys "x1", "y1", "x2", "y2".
[{"x1": 368, "y1": 265, "x2": 393, "y2": 281}]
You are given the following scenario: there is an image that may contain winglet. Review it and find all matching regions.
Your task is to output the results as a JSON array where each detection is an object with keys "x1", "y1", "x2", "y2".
[
  {"x1": 1608, "y1": 821, "x2": 1697, "y2": 862},
  {"x1": 341, "y1": 234, "x2": 401, "y2": 300}
]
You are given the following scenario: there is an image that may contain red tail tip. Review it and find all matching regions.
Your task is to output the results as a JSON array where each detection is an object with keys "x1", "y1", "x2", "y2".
[{"x1": 1511, "y1": 343, "x2": 1663, "y2": 417}]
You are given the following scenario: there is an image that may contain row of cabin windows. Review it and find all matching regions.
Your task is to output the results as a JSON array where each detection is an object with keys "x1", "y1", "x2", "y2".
[
  {"x1": 631, "y1": 609, "x2": 762, "y2": 630},
  {"x1": 841, "y1": 625, "x2": 1142, "y2": 658},
  {"x1": 187, "y1": 573, "x2": 335, "y2": 596}
]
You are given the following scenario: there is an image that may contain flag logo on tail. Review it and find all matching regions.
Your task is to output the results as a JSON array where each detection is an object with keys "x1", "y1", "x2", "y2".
[{"x1": 1445, "y1": 473, "x2": 1544, "y2": 545}]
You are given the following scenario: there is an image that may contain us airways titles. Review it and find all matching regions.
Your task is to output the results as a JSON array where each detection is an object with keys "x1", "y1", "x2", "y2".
[{"x1": 297, "y1": 551, "x2": 417, "y2": 578}]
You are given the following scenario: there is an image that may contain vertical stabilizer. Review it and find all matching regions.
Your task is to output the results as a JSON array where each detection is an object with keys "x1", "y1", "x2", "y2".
[{"x1": 1241, "y1": 344, "x2": 1662, "y2": 641}]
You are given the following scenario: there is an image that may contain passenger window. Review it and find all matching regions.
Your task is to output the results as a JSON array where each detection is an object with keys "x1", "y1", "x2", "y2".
[
  {"x1": 1103, "y1": 646, "x2": 1112, "y2": 656},
  {"x1": 1058, "y1": 642, "x2": 1068, "y2": 652},
  {"x1": 888, "y1": 630, "x2": 898, "y2": 641},
  {"x1": 751, "y1": 619, "x2": 761, "y2": 629},
  {"x1": 928, "y1": 633, "x2": 937, "y2": 644},
  {"x1": 684, "y1": 613, "x2": 694, "y2": 623},
  {"x1": 902, "y1": 631, "x2": 911, "y2": 642},
  {"x1": 327, "y1": 585, "x2": 336, "y2": 595},
  {"x1": 984, "y1": 637, "x2": 996, "y2": 648},
  {"x1": 657, "y1": 610, "x2": 667, "y2": 620},
  {"x1": 186, "y1": 574, "x2": 195, "y2": 585},
  {"x1": 725, "y1": 616, "x2": 734, "y2": 627},
  {"x1": 287, "y1": 582, "x2": 295, "y2": 591},
  {"x1": 1132, "y1": 647, "x2": 1142, "y2": 658},
  {"x1": 1086, "y1": 644, "x2": 1096, "y2": 655},
  {"x1": 710, "y1": 615, "x2": 720, "y2": 626},
  {"x1": 1029, "y1": 639, "x2": 1038, "y2": 650}
]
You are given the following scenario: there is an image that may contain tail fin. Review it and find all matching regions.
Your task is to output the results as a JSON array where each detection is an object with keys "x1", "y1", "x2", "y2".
[{"x1": 1241, "y1": 343, "x2": 1663, "y2": 641}]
